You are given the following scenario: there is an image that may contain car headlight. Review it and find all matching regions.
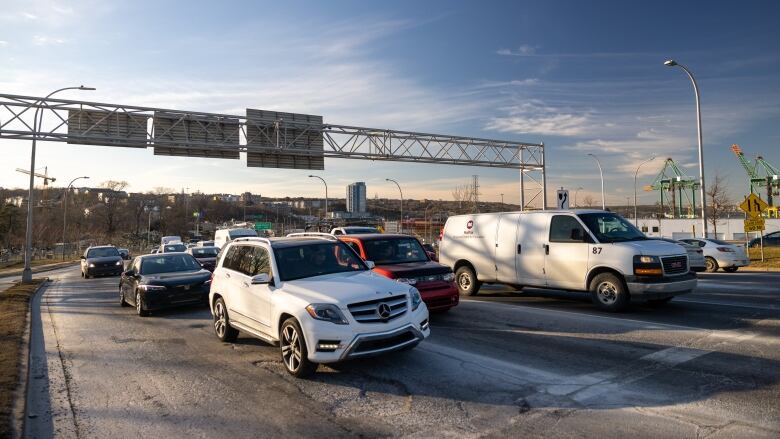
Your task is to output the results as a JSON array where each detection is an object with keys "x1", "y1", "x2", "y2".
[
  {"x1": 396, "y1": 277, "x2": 417, "y2": 285},
  {"x1": 410, "y1": 287, "x2": 422, "y2": 311},
  {"x1": 88, "y1": 263, "x2": 95, "y2": 268},
  {"x1": 138, "y1": 284, "x2": 166, "y2": 292},
  {"x1": 305, "y1": 304, "x2": 349, "y2": 325},
  {"x1": 442, "y1": 272, "x2": 455, "y2": 282},
  {"x1": 115, "y1": 260, "x2": 123, "y2": 266}
]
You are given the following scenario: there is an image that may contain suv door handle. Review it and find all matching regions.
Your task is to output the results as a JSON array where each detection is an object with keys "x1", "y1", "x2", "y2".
[
  {"x1": 225, "y1": 272, "x2": 231, "y2": 278},
  {"x1": 517, "y1": 244, "x2": 522, "y2": 254},
  {"x1": 544, "y1": 244, "x2": 549, "y2": 255},
  {"x1": 242, "y1": 282, "x2": 250, "y2": 287}
]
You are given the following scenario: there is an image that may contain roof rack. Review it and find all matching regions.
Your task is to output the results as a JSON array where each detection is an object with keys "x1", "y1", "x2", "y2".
[
  {"x1": 285, "y1": 232, "x2": 338, "y2": 241},
  {"x1": 231, "y1": 237, "x2": 272, "y2": 245}
]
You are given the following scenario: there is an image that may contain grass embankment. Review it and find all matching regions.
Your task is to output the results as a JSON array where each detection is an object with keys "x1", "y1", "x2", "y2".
[
  {"x1": 746, "y1": 246, "x2": 780, "y2": 269},
  {"x1": 0, "y1": 279, "x2": 44, "y2": 437},
  {"x1": 0, "y1": 258, "x2": 79, "y2": 270}
]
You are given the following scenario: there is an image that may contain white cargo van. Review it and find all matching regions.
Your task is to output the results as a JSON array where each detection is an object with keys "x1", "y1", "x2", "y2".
[
  {"x1": 161, "y1": 235, "x2": 182, "y2": 245},
  {"x1": 439, "y1": 210, "x2": 696, "y2": 311},
  {"x1": 214, "y1": 228, "x2": 258, "y2": 249}
]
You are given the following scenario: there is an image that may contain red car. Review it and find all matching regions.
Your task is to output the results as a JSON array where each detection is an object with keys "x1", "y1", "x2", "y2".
[{"x1": 338, "y1": 234, "x2": 459, "y2": 312}]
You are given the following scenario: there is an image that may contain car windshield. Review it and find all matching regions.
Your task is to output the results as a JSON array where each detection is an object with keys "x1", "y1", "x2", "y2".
[
  {"x1": 163, "y1": 244, "x2": 187, "y2": 252},
  {"x1": 344, "y1": 227, "x2": 378, "y2": 234},
  {"x1": 140, "y1": 254, "x2": 202, "y2": 275},
  {"x1": 229, "y1": 229, "x2": 257, "y2": 239},
  {"x1": 86, "y1": 247, "x2": 119, "y2": 258},
  {"x1": 191, "y1": 247, "x2": 219, "y2": 257},
  {"x1": 363, "y1": 237, "x2": 429, "y2": 264},
  {"x1": 273, "y1": 242, "x2": 366, "y2": 281},
  {"x1": 577, "y1": 213, "x2": 648, "y2": 243}
]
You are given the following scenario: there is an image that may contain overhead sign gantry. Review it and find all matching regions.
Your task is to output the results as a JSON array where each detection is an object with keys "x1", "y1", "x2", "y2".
[{"x1": 0, "y1": 93, "x2": 547, "y2": 208}]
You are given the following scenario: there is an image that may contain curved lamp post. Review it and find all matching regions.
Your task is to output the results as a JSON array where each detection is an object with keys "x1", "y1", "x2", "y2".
[
  {"x1": 386, "y1": 178, "x2": 403, "y2": 234},
  {"x1": 308, "y1": 175, "x2": 328, "y2": 220},
  {"x1": 61, "y1": 176, "x2": 89, "y2": 260},
  {"x1": 23, "y1": 86, "x2": 95, "y2": 283},
  {"x1": 587, "y1": 153, "x2": 605, "y2": 210},
  {"x1": 633, "y1": 156, "x2": 656, "y2": 226},
  {"x1": 664, "y1": 59, "x2": 707, "y2": 238}
]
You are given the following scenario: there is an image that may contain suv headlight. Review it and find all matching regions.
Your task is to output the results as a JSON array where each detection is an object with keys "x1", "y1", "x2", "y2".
[
  {"x1": 88, "y1": 263, "x2": 95, "y2": 268},
  {"x1": 305, "y1": 304, "x2": 349, "y2": 325},
  {"x1": 396, "y1": 277, "x2": 417, "y2": 285},
  {"x1": 410, "y1": 287, "x2": 422, "y2": 311},
  {"x1": 138, "y1": 284, "x2": 166, "y2": 292}
]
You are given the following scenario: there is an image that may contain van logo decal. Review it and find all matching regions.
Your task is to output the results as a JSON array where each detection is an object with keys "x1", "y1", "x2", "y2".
[{"x1": 466, "y1": 220, "x2": 474, "y2": 230}]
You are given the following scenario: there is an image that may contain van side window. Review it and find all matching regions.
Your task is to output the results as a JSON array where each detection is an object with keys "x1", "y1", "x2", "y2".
[
  {"x1": 249, "y1": 246, "x2": 271, "y2": 276},
  {"x1": 550, "y1": 215, "x2": 587, "y2": 243}
]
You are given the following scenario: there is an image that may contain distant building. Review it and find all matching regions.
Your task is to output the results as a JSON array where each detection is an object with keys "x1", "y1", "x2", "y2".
[
  {"x1": 347, "y1": 182, "x2": 367, "y2": 214},
  {"x1": 241, "y1": 192, "x2": 262, "y2": 205}
]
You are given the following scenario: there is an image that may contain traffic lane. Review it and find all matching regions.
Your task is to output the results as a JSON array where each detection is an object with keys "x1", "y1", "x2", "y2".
[
  {"x1": 472, "y1": 273, "x2": 780, "y2": 338},
  {"x1": 34, "y1": 267, "x2": 780, "y2": 437},
  {"x1": 690, "y1": 272, "x2": 780, "y2": 309}
]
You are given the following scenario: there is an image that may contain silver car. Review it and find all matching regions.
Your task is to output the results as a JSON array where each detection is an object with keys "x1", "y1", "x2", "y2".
[
  {"x1": 680, "y1": 238, "x2": 750, "y2": 273},
  {"x1": 659, "y1": 238, "x2": 706, "y2": 272}
]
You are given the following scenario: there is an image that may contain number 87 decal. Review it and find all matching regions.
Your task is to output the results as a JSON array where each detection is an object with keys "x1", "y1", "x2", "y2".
[{"x1": 592, "y1": 247, "x2": 602, "y2": 254}]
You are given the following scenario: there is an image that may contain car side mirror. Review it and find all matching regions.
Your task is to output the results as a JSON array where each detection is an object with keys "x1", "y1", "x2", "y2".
[
  {"x1": 251, "y1": 273, "x2": 271, "y2": 284},
  {"x1": 364, "y1": 260, "x2": 376, "y2": 269}
]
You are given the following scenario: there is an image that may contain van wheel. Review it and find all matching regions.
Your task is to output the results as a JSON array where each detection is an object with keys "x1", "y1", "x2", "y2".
[
  {"x1": 590, "y1": 273, "x2": 629, "y2": 312},
  {"x1": 280, "y1": 318, "x2": 317, "y2": 378},
  {"x1": 213, "y1": 297, "x2": 238, "y2": 342},
  {"x1": 455, "y1": 266, "x2": 481, "y2": 296},
  {"x1": 705, "y1": 257, "x2": 719, "y2": 273}
]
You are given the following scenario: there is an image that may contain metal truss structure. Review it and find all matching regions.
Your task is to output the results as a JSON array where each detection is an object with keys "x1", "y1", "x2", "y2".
[{"x1": 0, "y1": 93, "x2": 547, "y2": 209}]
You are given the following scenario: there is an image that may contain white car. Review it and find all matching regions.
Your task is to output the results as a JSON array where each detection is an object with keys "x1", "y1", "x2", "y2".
[
  {"x1": 209, "y1": 235, "x2": 430, "y2": 377},
  {"x1": 214, "y1": 227, "x2": 258, "y2": 249},
  {"x1": 680, "y1": 238, "x2": 750, "y2": 273},
  {"x1": 330, "y1": 226, "x2": 380, "y2": 235}
]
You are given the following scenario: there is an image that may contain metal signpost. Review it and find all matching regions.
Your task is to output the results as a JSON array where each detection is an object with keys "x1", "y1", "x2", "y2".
[
  {"x1": 740, "y1": 193, "x2": 768, "y2": 261},
  {"x1": 0, "y1": 92, "x2": 546, "y2": 283},
  {"x1": 556, "y1": 188, "x2": 569, "y2": 210}
]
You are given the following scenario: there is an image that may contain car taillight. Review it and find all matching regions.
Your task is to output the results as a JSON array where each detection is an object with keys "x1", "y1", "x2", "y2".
[{"x1": 716, "y1": 247, "x2": 735, "y2": 253}]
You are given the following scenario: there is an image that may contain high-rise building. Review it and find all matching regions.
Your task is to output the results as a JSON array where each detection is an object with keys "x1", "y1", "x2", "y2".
[{"x1": 346, "y1": 182, "x2": 367, "y2": 214}]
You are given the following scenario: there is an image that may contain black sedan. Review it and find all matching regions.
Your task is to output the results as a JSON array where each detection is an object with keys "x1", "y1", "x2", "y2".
[
  {"x1": 748, "y1": 231, "x2": 780, "y2": 248},
  {"x1": 119, "y1": 253, "x2": 211, "y2": 317},
  {"x1": 186, "y1": 246, "x2": 220, "y2": 272},
  {"x1": 81, "y1": 246, "x2": 124, "y2": 278}
]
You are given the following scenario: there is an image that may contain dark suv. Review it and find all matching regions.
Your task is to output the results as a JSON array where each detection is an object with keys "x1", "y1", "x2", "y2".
[{"x1": 81, "y1": 246, "x2": 124, "y2": 278}]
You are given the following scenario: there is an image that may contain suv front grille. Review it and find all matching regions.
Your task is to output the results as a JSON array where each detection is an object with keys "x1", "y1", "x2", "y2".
[
  {"x1": 347, "y1": 295, "x2": 407, "y2": 323},
  {"x1": 661, "y1": 255, "x2": 688, "y2": 275}
]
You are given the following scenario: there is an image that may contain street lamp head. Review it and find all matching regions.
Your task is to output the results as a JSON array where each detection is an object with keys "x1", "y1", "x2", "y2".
[
  {"x1": 79, "y1": 85, "x2": 96, "y2": 91},
  {"x1": 663, "y1": 60, "x2": 677, "y2": 67}
]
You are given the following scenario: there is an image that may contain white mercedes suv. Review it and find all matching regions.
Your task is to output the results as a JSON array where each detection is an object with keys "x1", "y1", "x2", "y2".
[{"x1": 208, "y1": 234, "x2": 430, "y2": 377}]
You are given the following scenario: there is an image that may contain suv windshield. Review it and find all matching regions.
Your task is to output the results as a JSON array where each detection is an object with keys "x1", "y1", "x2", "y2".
[
  {"x1": 140, "y1": 254, "x2": 202, "y2": 275},
  {"x1": 577, "y1": 213, "x2": 648, "y2": 243},
  {"x1": 344, "y1": 227, "x2": 378, "y2": 234},
  {"x1": 273, "y1": 242, "x2": 366, "y2": 281},
  {"x1": 163, "y1": 244, "x2": 187, "y2": 252},
  {"x1": 86, "y1": 247, "x2": 120, "y2": 258},
  {"x1": 363, "y1": 238, "x2": 428, "y2": 264},
  {"x1": 191, "y1": 247, "x2": 219, "y2": 257}
]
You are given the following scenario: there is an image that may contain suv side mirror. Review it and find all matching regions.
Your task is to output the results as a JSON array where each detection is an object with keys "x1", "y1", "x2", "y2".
[
  {"x1": 251, "y1": 273, "x2": 271, "y2": 284},
  {"x1": 364, "y1": 260, "x2": 376, "y2": 269}
]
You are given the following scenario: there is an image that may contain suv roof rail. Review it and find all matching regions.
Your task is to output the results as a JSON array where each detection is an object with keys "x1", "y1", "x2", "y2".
[
  {"x1": 286, "y1": 232, "x2": 338, "y2": 241},
  {"x1": 231, "y1": 237, "x2": 272, "y2": 245}
]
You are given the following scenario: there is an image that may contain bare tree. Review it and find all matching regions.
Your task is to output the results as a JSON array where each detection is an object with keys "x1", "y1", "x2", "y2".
[
  {"x1": 452, "y1": 184, "x2": 474, "y2": 210},
  {"x1": 583, "y1": 195, "x2": 596, "y2": 207},
  {"x1": 94, "y1": 180, "x2": 129, "y2": 235},
  {"x1": 706, "y1": 173, "x2": 730, "y2": 237}
]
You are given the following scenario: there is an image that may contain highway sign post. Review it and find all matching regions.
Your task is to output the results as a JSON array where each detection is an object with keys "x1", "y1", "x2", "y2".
[
  {"x1": 557, "y1": 188, "x2": 569, "y2": 209},
  {"x1": 254, "y1": 222, "x2": 272, "y2": 231},
  {"x1": 740, "y1": 194, "x2": 768, "y2": 261}
]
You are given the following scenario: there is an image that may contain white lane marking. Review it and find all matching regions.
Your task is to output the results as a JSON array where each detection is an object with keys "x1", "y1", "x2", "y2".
[
  {"x1": 639, "y1": 346, "x2": 709, "y2": 366},
  {"x1": 695, "y1": 282, "x2": 779, "y2": 293},
  {"x1": 674, "y1": 298, "x2": 779, "y2": 311},
  {"x1": 460, "y1": 299, "x2": 702, "y2": 331}
]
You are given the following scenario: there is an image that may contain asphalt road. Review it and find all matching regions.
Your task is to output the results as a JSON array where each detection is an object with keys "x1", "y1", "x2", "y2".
[{"x1": 24, "y1": 268, "x2": 780, "y2": 438}]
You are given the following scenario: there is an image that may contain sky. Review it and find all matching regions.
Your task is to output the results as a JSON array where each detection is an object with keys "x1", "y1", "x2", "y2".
[{"x1": 1, "y1": 0, "x2": 779, "y2": 207}]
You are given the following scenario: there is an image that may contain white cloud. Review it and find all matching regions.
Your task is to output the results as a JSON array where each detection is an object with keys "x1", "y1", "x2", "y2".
[
  {"x1": 496, "y1": 45, "x2": 537, "y2": 56},
  {"x1": 0, "y1": 40, "x2": 9, "y2": 47},
  {"x1": 485, "y1": 102, "x2": 591, "y2": 136},
  {"x1": 32, "y1": 35, "x2": 65, "y2": 45}
]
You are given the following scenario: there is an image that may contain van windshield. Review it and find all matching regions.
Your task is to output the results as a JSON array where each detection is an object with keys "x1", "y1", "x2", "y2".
[
  {"x1": 577, "y1": 213, "x2": 648, "y2": 243},
  {"x1": 229, "y1": 229, "x2": 257, "y2": 239}
]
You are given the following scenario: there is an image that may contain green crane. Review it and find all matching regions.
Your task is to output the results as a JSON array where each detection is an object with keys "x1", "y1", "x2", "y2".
[
  {"x1": 731, "y1": 144, "x2": 780, "y2": 208},
  {"x1": 645, "y1": 158, "x2": 700, "y2": 218}
]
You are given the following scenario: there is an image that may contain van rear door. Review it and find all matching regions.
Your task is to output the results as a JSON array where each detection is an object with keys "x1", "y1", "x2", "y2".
[{"x1": 516, "y1": 213, "x2": 548, "y2": 286}]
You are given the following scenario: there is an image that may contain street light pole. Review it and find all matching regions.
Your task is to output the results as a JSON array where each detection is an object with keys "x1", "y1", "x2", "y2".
[
  {"x1": 665, "y1": 60, "x2": 708, "y2": 238},
  {"x1": 386, "y1": 178, "x2": 404, "y2": 234},
  {"x1": 633, "y1": 156, "x2": 656, "y2": 226},
  {"x1": 23, "y1": 85, "x2": 95, "y2": 283},
  {"x1": 308, "y1": 175, "x2": 328, "y2": 221},
  {"x1": 587, "y1": 153, "x2": 606, "y2": 210},
  {"x1": 61, "y1": 176, "x2": 89, "y2": 260},
  {"x1": 574, "y1": 187, "x2": 583, "y2": 208}
]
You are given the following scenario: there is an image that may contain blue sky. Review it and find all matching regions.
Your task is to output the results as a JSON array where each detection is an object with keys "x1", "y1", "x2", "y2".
[{"x1": 1, "y1": 0, "x2": 779, "y2": 206}]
